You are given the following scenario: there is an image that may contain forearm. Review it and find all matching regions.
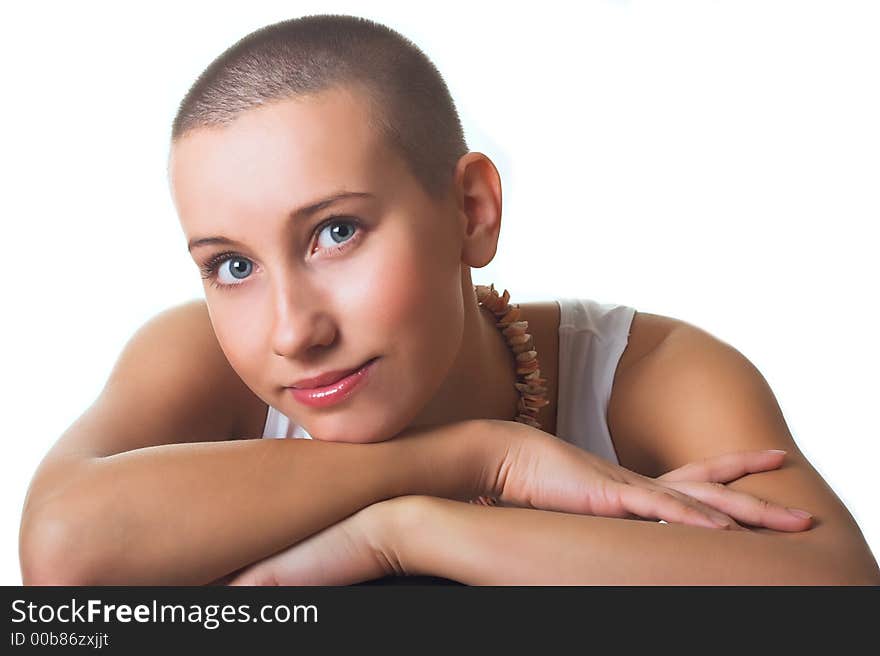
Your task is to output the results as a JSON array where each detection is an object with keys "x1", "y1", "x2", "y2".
[
  {"x1": 394, "y1": 497, "x2": 878, "y2": 585},
  {"x1": 20, "y1": 420, "x2": 492, "y2": 585}
]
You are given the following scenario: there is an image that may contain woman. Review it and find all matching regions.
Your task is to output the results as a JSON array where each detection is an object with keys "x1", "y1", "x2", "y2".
[{"x1": 19, "y1": 14, "x2": 880, "y2": 585}]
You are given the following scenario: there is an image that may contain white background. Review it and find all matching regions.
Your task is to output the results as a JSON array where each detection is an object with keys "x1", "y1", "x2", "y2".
[{"x1": 3, "y1": 1, "x2": 877, "y2": 584}]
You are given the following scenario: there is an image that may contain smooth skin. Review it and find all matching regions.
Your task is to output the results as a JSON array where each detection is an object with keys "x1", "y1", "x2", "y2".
[
  {"x1": 225, "y1": 449, "x2": 806, "y2": 586},
  {"x1": 227, "y1": 367, "x2": 880, "y2": 585},
  {"x1": 20, "y1": 85, "x2": 879, "y2": 585}
]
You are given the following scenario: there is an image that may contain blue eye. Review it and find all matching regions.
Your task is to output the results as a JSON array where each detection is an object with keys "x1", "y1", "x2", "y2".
[
  {"x1": 197, "y1": 252, "x2": 252, "y2": 289},
  {"x1": 198, "y1": 216, "x2": 364, "y2": 291},
  {"x1": 216, "y1": 257, "x2": 252, "y2": 284},
  {"x1": 315, "y1": 219, "x2": 359, "y2": 250}
]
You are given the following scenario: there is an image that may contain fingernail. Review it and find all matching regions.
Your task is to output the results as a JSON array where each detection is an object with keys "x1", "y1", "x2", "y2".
[
  {"x1": 765, "y1": 450, "x2": 787, "y2": 455},
  {"x1": 787, "y1": 507, "x2": 812, "y2": 519}
]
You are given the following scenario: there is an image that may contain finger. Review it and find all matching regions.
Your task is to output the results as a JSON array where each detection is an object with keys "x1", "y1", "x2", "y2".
[
  {"x1": 617, "y1": 483, "x2": 744, "y2": 531},
  {"x1": 657, "y1": 450, "x2": 787, "y2": 484},
  {"x1": 659, "y1": 480, "x2": 813, "y2": 532}
]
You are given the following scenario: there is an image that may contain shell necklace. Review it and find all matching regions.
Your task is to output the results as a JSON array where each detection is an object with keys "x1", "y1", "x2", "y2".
[{"x1": 470, "y1": 283, "x2": 550, "y2": 506}]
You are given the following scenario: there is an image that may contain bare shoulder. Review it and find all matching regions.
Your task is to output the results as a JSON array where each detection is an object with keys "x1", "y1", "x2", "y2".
[
  {"x1": 156, "y1": 299, "x2": 268, "y2": 440},
  {"x1": 607, "y1": 311, "x2": 703, "y2": 474},
  {"x1": 44, "y1": 299, "x2": 266, "y2": 463},
  {"x1": 162, "y1": 299, "x2": 268, "y2": 434},
  {"x1": 614, "y1": 310, "x2": 684, "y2": 376},
  {"x1": 608, "y1": 310, "x2": 781, "y2": 475},
  {"x1": 136, "y1": 299, "x2": 268, "y2": 439}
]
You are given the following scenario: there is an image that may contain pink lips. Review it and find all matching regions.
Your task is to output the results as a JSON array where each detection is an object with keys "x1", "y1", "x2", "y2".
[
  {"x1": 288, "y1": 358, "x2": 378, "y2": 408},
  {"x1": 291, "y1": 361, "x2": 370, "y2": 389}
]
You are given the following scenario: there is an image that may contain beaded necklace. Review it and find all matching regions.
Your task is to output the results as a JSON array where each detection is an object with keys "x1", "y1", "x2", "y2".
[{"x1": 470, "y1": 283, "x2": 549, "y2": 506}]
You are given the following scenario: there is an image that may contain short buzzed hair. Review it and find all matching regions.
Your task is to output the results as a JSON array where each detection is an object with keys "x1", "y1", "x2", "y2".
[{"x1": 171, "y1": 14, "x2": 469, "y2": 201}]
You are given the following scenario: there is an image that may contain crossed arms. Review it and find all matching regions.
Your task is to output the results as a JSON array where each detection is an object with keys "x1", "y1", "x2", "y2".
[{"x1": 226, "y1": 323, "x2": 880, "y2": 585}]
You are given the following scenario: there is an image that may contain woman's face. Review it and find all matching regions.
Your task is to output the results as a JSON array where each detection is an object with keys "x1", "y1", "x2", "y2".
[{"x1": 169, "y1": 86, "x2": 470, "y2": 442}]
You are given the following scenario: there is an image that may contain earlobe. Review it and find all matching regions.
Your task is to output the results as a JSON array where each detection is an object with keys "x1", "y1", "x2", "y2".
[{"x1": 454, "y1": 152, "x2": 503, "y2": 268}]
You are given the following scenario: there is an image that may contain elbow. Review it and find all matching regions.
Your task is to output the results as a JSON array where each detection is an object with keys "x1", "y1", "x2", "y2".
[
  {"x1": 807, "y1": 563, "x2": 880, "y2": 586},
  {"x1": 857, "y1": 572, "x2": 880, "y2": 586},
  {"x1": 846, "y1": 560, "x2": 880, "y2": 586},
  {"x1": 20, "y1": 510, "x2": 95, "y2": 586},
  {"x1": 817, "y1": 566, "x2": 880, "y2": 586},
  {"x1": 800, "y1": 537, "x2": 880, "y2": 586}
]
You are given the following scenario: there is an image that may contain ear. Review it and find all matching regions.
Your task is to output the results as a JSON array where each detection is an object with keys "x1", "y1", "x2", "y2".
[{"x1": 452, "y1": 152, "x2": 503, "y2": 268}]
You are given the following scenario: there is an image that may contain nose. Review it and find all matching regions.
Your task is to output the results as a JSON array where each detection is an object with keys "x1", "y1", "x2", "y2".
[{"x1": 269, "y1": 278, "x2": 337, "y2": 359}]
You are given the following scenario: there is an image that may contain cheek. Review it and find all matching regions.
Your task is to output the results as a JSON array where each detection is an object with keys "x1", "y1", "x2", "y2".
[
  {"x1": 370, "y1": 258, "x2": 421, "y2": 325},
  {"x1": 360, "y1": 225, "x2": 464, "y2": 388},
  {"x1": 210, "y1": 307, "x2": 265, "y2": 391},
  {"x1": 358, "y1": 222, "x2": 461, "y2": 343}
]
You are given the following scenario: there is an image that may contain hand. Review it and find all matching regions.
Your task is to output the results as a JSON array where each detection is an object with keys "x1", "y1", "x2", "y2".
[
  {"x1": 488, "y1": 420, "x2": 810, "y2": 531},
  {"x1": 653, "y1": 451, "x2": 812, "y2": 531},
  {"x1": 225, "y1": 500, "x2": 402, "y2": 586}
]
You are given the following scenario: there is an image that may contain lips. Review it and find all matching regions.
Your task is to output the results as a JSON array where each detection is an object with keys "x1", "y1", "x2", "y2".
[
  {"x1": 288, "y1": 357, "x2": 378, "y2": 409},
  {"x1": 289, "y1": 358, "x2": 377, "y2": 389}
]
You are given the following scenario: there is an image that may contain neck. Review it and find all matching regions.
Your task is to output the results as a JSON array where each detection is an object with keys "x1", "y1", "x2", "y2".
[{"x1": 407, "y1": 282, "x2": 523, "y2": 430}]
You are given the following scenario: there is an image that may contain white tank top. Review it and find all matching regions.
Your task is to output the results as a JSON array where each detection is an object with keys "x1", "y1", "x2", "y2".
[{"x1": 261, "y1": 297, "x2": 636, "y2": 465}]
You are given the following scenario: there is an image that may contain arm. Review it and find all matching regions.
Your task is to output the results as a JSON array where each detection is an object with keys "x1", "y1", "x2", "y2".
[
  {"x1": 222, "y1": 448, "x2": 824, "y2": 586},
  {"x1": 604, "y1": 319, "x2": 879, "y2": 576},
  {"x1": 20, "y1": 301, "x2": 492, "y2": 587},
  {"x1": 381, "y1": 320, "x2": 880, "y2": 585},
  {"x1": 19, "y1": 420, "x2": 490, "y2": 586},
  {"x1": 391, "y1": 495, "x2": 880, "y2": 585},
  {"x1": 22, "y1": 422, "x2": 481, "y2": 585}
]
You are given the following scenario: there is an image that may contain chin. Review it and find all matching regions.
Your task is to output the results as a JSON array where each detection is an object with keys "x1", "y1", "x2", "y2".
[{"x1": 307, "y1": 419, "x2": 401, "y2": 444}]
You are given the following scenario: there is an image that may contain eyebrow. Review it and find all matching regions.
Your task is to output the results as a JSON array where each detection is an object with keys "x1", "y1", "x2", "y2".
[{"x1": 187, "y1": 191, "x2": 375, "y2": 252}]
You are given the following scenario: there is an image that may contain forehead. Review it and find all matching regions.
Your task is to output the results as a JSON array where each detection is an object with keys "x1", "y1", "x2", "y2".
[{"x1": 169, "y1": 87, "x2": 399, "y2": 221}]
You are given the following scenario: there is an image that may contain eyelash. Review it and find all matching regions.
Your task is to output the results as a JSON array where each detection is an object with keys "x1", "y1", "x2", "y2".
[{"x1": 199, "y1": 215, "x2": 364, "y2": 291}]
